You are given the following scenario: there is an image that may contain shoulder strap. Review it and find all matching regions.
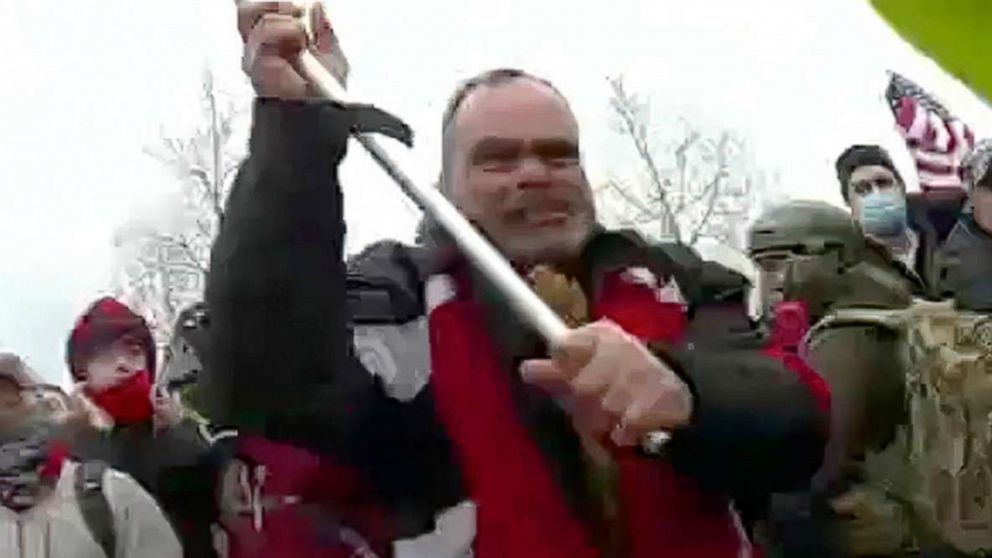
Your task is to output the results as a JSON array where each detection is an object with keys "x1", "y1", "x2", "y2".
[
  {"x1": 803, "y1": 307, "x2": 909, "y2": 357},
  {"x1": 75, "y1": 460, "x2": 116, "y2": 558}
]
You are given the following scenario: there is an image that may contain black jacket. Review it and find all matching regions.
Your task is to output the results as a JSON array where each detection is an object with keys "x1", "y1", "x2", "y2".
[
  {"x1": 906, "y1": 191, "x2": 966, "y2": 297},
  {"x1": 939, "y1": 214, "x2": 992, "y2": 310},
  {"x1": 203, "y1": 99, "x2": 827, "y2": 539}
]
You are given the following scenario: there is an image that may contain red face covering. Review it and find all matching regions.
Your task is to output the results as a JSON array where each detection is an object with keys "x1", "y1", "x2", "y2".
[{"x1": 85, "y1": 370, "x2": 154, "y2": 424}]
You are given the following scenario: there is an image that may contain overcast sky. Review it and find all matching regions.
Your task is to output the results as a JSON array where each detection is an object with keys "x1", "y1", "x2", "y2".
[{"x1": 2, "y1": 0, "x2": 990, "y2": 385}]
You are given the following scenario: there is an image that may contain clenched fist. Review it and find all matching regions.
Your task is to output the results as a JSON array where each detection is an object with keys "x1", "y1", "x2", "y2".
[
  {"x1": 236, "y1": 1, "x2": 348, "y2": 99},
  {"x1": 520, "y1": 320, "x2": 693, "y2": 447}
]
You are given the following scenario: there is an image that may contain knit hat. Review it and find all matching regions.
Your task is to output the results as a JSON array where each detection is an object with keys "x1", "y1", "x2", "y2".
[
  {"x1": 835, "y1": 145, "x2": 903, "y2": 202},
  {"x1": 0, "y1": 354, "x2": 39, "y2": 389},
  {"x1": 65, "y1": 298, "x2": 156, "y2": 382}
]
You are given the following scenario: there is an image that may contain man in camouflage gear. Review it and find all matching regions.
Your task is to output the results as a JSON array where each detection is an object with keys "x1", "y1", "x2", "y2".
[
  {"x1": 748, "y1": 200, "x2": 921, "y2": 557},
  {"x1": 750, "y1": 198, "x2": 992, "y2": 556}
]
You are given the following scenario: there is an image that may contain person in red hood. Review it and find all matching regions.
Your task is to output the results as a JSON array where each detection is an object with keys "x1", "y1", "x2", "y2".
[
  {"x1": 66, "y1": 298, "x2": 159, "y2": 425},
  {"x1": 66, "y1": 297, "x2": 218, "y2": 558}
]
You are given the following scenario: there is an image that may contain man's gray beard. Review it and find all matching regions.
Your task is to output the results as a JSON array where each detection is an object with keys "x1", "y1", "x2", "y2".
[{"x1": 500, "y1": 218, "x2": 596, "y2": 268}]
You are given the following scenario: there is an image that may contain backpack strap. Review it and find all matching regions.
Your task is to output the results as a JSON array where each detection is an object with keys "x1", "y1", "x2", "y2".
[{"x1": 75, "y1": 461, "x2": 115, "y2": 558}]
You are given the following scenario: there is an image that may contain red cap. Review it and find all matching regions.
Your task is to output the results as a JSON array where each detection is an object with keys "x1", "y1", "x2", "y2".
[{"x1": 65, "y1": 297, "x2": 155, "y2": 382}]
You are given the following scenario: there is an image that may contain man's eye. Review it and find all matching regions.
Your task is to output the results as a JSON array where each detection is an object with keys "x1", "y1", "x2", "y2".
[
  {"x1": 545, "y1": 155, "x2": 579, "y2": 169},
  {"x1": 480, "y1": 157, "x2": 519, "y2": 172},
  {"x1": 536, "y1": 143, "x2": 579, "y2": 165}
]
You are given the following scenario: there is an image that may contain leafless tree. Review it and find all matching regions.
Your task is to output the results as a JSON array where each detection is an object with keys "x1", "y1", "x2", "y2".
[
  {"x1": 114, "y1": 68, "x2": 248, "y2": 346},
  {"x1": 598, "y1": 76, "x2": 765, "y2": 249}
]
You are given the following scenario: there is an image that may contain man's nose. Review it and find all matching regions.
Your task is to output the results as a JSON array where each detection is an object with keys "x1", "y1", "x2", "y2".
[{"x1": 516, "y1": 156, "x2": 553, "y2": 189}]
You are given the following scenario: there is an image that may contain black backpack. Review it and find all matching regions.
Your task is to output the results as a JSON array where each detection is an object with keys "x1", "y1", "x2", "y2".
[{"x1": 74, "y1": 460, "x2": 116, "y2": 558}]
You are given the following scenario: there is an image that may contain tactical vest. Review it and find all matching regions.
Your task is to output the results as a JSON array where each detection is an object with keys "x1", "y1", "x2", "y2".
[
  {"x1": 805, "y1": 300, "x2": 992, "y2": 555},
  {"x1": 903, "y1": 300, "x2": 992, "y2": 553}
]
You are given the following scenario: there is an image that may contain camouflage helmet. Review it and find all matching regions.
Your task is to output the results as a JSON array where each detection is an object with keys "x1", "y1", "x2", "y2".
[{"x1": 748, "y1": 200, "x2": 864, "y2": 266}]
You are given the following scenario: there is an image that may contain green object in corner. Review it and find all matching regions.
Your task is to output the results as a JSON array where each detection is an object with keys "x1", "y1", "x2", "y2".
[{"x1": 870, "y1": 0, "x2": 992, "y2": 104}]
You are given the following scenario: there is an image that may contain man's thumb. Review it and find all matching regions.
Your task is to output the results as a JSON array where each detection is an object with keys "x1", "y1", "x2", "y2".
[{"x1": 551, "y1": 330, "x2": 598, "y2": 372}]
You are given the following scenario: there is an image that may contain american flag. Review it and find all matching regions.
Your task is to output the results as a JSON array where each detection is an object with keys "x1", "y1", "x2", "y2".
[{"x1": 886, "y1": 72, "x2": 975, "y2": 192}]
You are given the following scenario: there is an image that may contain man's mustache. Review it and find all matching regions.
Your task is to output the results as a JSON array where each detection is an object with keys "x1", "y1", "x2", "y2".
[{"x1": 503, "y1": 191, "x2": 579, "y2": 219}]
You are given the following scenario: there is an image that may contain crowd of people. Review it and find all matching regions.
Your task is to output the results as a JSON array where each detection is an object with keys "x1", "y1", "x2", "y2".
[{"x1": 2, "y1": 2, "x2": 990, "y2": 557}]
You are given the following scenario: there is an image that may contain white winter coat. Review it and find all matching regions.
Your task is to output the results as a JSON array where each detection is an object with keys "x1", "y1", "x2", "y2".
[{"x1": 0, "y1": 460, "x2": 182, "y2": 558}]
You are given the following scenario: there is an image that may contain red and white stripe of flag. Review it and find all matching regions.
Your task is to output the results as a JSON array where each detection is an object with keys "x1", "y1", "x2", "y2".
[{"x1": 893, "y1": 95, "x2": 975, "y2": 191}]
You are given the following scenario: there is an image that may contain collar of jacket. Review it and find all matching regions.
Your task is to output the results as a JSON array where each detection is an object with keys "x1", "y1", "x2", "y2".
[
  {"x1": 863, "y1": 236, "x2": 926, "y2": 294},
  {"x1": 346, "y1": 227, "x2": 694, "y2": 323},
  {"x1": 445, "y1": 227, "x2": 695, "y2": 358}
]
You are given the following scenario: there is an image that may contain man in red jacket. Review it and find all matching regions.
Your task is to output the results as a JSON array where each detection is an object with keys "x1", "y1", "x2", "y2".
[{"x1": 202, "y1": 4, "x2": 828, "y2": 557}]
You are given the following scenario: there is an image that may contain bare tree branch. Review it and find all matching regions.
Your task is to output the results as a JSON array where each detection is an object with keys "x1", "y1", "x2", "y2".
[
  {"x1": 170, "y1": 235, "x2": 209, "y2": 275},
  {"x1": 671, "y1": 131, "x2": 701, "y2": 215},
  {"x1": 608, "y1": 77, "x2": 681, "y2": 243},
  {"x1": 603, "y1": 180, "x2": 656, "y2": 221},
  {"x1": 115, "y1": 67, "x2": 247, "y2": 334},
  {"x1": 689, "y1": 178, "x2": 723, "y2": 246},
  {"x1": 685, "y1": 171, "x2": 724, "y2": 210},
  {"x1": 205, "y1": 72, "x2": 227, "y2": 230},
  {"x1": 602, "y1": 76, "x2": 764, "y2": 249},
  {"x1": 194, "y1": 217, "x2": 214, "y2": 243},
  {"x1": 688, "y1": 133, "x2": 733, "y2": 246}
]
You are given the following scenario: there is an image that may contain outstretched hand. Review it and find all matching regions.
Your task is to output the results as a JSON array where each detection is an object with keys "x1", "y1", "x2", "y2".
[{"x1": 520, "y1": 320, "x2": 692, "y2": 447}]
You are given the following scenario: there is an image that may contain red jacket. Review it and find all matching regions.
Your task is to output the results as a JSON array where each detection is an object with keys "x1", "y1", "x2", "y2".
[
  {"x1": 764, "y1": 302, "x2": 830, "y2": 415},
  {"x1": 427, "y1": 268, "x2": 773, "y2": 558},
  {"x1": 217, "y1": 436, "x2": 394, "y2": 558}
]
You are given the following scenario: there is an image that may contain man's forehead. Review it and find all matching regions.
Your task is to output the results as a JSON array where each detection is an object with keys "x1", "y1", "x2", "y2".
[
  {"x1": 850, "y1": 165, "x2": 896, "y2": 180},
  {"x1": 453, "y1": 80, "x2": 578, "y2": 145}
]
